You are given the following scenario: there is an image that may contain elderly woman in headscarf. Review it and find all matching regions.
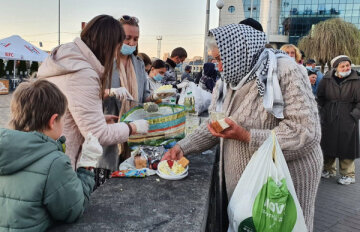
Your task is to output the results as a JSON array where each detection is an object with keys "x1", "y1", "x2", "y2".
[
  {"x1": 317, "y1": 55, "x2": 360, "y2": 185},
  {"x1": 163, "y1": 24, "x2": 322, "y2": 231}
]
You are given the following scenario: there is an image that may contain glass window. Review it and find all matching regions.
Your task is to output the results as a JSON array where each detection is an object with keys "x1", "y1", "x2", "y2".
[{"x1": 228, "y1": 6, "x2": 236, "y2": 13}]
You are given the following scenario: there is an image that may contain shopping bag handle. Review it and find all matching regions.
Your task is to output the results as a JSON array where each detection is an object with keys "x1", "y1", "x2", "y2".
[{"x1": 271, "y1": 130, "x2": 277, "y2": 162}]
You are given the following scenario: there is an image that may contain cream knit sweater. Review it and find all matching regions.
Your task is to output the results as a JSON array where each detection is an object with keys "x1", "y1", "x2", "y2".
[{"x1": 178, "y1": 57, "x2": 323, "y2": 232}]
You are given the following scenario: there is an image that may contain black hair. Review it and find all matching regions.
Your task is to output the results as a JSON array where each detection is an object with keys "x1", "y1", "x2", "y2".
[
  {"x1": 171, "y1": 47, "x2": 187, "y2": 59},
  {"x1": 306, "y1": 59, "x2": 316, "y2": 65},
  {"x1": 239, "y1": 18, "x2": 263, "y2": 32},
  {"x1": 138, "y1": 53, "x2": 151, "y2": 67},
  {"x1": 151, "y1": 59, "x2": 166, "y2": 69},
  {"x1": 307, "y1": 69, "x2": 317, "y2": 76}
]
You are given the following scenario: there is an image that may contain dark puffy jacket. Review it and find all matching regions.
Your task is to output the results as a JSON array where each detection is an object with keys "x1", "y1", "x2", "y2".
[{"x1": 0, "y1": 129, "x2": 95, "y2": 232}]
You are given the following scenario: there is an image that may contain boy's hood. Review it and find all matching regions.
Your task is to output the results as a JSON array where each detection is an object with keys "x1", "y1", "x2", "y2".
[{"x1": 0, "y1": 128, "x2": 62, "y2": 175}]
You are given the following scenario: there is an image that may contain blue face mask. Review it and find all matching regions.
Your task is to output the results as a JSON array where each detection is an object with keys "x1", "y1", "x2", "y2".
[
  {"x1": 121, "y1": 44, "x2": 136, "y2": 55},
  {"x1": 306, "y1": 66, "x2": 314, "y2": 71},
  {"x1": 153, "y1": 73, "x2": 164, "y2": 82},
  {"x1": 176, "y1": 63, "x2": 182, "y2": 68}
]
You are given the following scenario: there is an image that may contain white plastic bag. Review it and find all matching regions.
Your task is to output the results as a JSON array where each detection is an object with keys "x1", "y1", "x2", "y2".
[
  {"x1": 77, "y1": 133, "x2": 103, "y2": 168},
  {"x1": 119, "y1": 147, "x2": 156, "y2": 176},
  {"x1": 178, "y1": 81, "x2": 212, "y2": 114},
  {"x1": 227, "y1": 131, "x2": 307, "y2": 232}
]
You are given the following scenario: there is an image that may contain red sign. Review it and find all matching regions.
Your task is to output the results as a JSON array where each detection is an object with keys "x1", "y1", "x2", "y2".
[
  {"x1": 0, "y1": 42, "x2": 11, "y2": 48},
  {"x1": 5, "y1": 52, "x2": 13, "y2": 57},
  {"x1": 24, "y1": 45, "x2": 40, "y2": 54}
]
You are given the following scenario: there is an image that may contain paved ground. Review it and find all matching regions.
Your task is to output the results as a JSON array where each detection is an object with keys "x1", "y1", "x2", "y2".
[
  {"x1": 0, "y1": 93, "x2": 11, "y2": 128},
  {"x1": 314, "y1": 159, "x2": 360, "y2": 232},
  {"x1": 1, "y1": 93, "x2": 360, "y2": 231}
]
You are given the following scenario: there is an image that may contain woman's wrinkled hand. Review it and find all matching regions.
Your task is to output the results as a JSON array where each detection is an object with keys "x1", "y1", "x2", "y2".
[
  {"x1": 104, "y1": 115, "x2": 119, "y2": 124},
  {"x1": 207, "y1": 118, "x2": 250, "y2": 143},
  {"x1": 161, "y1": 144, "x2": 184, "y2": 161}
]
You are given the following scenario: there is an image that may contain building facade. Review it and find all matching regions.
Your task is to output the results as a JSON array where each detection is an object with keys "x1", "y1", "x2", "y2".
[
  {"x1": 219, "y1": 0, "x2": 360, "y2": 46},
  {"x1": 219, "y1": 0, "x2": 245, "y2": 26}
]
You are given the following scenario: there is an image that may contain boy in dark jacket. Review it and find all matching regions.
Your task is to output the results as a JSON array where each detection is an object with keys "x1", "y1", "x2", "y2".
[{"x1": 0, "y1": 79, "x2": 100, "y2": 232}]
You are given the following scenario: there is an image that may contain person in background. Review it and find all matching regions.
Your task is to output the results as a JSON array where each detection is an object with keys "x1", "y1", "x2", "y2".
[
  {"x1": 181, "y1": 65, "x2": 193, "y2": 82},
  {"x1": 308, "y1": 69, "x2": 318, "y2": 95},
  {"x1": 300, "y1": 50, "x2": 306, "y2": 65},
  {"x1": 148, "y1": 59, "x2": 166, "y2": 94},
  {"x1": 280, "y1": 44, "x2": 302, "y2": 64},
  {"x1": 138, "y1": 52, "x2": 152, "y2": 74},
  {"x1": 306, "y1": 59, "x2": 323, "y2": 94},
  {"x1": 0, "y1": 79, "x2": 97, "y2": 231},
  {"x1": 199, "y1": 62, "x2": 218, "y2": 93},
  {"x1": 194, "y1": 68, "x2": 203, "y2": 84},
  {"x1": 317, "y1": 55, "x2": 360, "y2": 185},
  {"x1": 99, "y1": 15, "x2": 167, "y2": 186},
  {"x1": 37, "y1": 15, "x2": 148, "y2": 173},
  {"x1": 162, "y1": 47, "x2": 187, "y2": 85},
  {"x1": 163, "y1": 24, "x2": 322, "y2": 231},
  {"x1": 239, "y1": 18, "x2": 263, "y2": 32}
]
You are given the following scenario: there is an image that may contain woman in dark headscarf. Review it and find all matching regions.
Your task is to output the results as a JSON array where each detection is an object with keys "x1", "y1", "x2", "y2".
[
  {"x1": 199, "y1": 62, "x2": 218, "y2": 92},
  {"x1": 163, "y1": 24, "x2": 322, "y2": 231}
]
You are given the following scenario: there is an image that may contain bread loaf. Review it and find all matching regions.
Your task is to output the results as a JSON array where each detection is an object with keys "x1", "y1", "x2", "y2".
[
  {"x1": 211, "y1": 118, "x2": 230, "y2": 133},
  {"x1": 134, "y1": 155, "x2": 147, "y2": 169}
]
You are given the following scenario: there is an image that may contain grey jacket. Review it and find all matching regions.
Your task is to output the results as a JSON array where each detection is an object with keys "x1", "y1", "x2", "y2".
[{"x1": 99, "y1": 54, "x2": 150, "y2": 170}]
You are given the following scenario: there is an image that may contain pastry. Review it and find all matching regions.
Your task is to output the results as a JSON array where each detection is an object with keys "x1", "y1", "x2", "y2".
[{"x1": 178, "y1": 157, "x2": 189, "y2": 168}]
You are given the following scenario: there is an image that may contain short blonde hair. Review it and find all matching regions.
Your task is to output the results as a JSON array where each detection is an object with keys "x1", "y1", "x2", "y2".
[
  {"x1": 280, "y1": 44, "x2": 302, "y2": 63},
  {"x1": 9, "y1": 79, "x2": 67, "y2": 132}
]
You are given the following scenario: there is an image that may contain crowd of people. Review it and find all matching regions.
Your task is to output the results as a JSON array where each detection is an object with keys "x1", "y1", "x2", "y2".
[{"x1": 1, "y1": 13, "x2": 360, "y2": 232}]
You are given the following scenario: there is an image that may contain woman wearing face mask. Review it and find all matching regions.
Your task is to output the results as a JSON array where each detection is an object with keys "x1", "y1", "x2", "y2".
[
  {"x1": 98, "y1": 16, "x2": 165, "y2": 187},
  {"x1": 317, "y1": 55, "x2": 360, "y2": 185},
  {"x1": 37, "y1": 15, "x2": 148, "y2": 171},
  {"x1": 147, "y1": 59, "x2": 166, "y2": 94}
]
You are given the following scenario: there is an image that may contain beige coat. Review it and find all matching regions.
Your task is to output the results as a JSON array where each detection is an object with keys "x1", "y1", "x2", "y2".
[
  {"x1": 178, "y1": 57, "x2": 323, "y2": 232},
  {"x1": 38, "y1": 38, "x2": 129, "y2": 168}
]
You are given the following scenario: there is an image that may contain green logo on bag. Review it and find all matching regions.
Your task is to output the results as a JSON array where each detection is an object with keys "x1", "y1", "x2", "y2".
[
  {"x1": 252, "y1": 177, "x2": 297, "y2": 232},
  {"x1": 238, "y1": 217, "x2": 256, "y2": 232}
]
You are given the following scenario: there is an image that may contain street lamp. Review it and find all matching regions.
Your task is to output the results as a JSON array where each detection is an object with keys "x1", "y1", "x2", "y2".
[
  {"x1": 203, "y1": 0, "x2": 211, "y2": 63},
  {"x1": 58, "y1": 0, "x2": 60, "y2": 46},
  {"x1": 216, "y1": 0, "x2": 225, "y2": 26}
]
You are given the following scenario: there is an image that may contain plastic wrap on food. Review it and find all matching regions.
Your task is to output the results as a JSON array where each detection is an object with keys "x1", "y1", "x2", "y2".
[{"x1": 111, "y1": 169, "x2": 147, "y2": 178}]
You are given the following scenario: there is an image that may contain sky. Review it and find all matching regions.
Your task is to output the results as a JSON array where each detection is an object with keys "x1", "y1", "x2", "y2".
[{"x1": 0, "y1": 0, "x2": 221, "y2": 59}]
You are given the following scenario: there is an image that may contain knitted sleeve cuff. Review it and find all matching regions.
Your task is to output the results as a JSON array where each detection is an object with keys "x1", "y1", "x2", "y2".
[
  {"x1": 177, "y1": 137, "x2": 195, "y2": 155},
  {"x1": 177, "y1": 124, "x2": 219, "y2": 155},
  {"x1": 249, "y1": 129, "x2": 271, "y2": 153}
]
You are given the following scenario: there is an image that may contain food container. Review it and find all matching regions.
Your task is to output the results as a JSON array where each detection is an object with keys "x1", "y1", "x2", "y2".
[{"x1": 121, "y1": 104, "x2": 186, "y2": 146}]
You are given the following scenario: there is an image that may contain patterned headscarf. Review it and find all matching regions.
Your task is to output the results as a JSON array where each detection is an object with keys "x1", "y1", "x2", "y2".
[
  {"x1": 210, "y1": 24, "x2": 289, "y2": 118},
  {"x1": 210, "y1": 24, "x2": 267, "y2": 87}
]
